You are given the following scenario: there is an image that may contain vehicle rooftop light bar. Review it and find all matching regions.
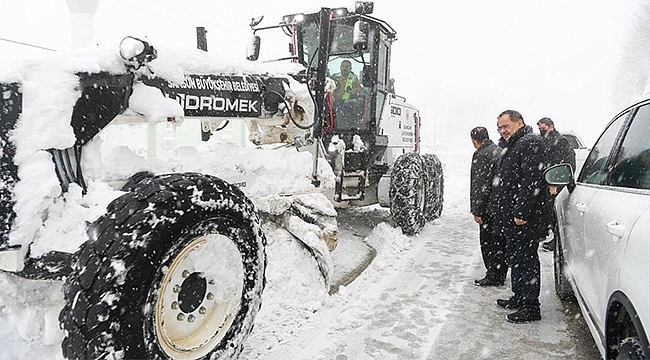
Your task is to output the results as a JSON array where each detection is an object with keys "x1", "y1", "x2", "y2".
[
  {"x1": 283, "y1": 13, "x2": 305, "y2": 24},
  {"x1": 332, "y1": 8, "x2": 349, "y2": 17},
  {"x1": 354, "y1": 1, "x2": 374, "y2": 15}
]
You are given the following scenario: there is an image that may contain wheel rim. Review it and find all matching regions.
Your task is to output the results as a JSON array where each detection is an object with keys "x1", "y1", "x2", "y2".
[{"x1": 155, "y1": 233, "x2": 244, "y2": 359}]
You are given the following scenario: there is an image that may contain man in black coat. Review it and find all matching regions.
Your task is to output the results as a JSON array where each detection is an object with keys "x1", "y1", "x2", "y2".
[
  {"x1": 537, "y1": 117, "x2": 576, "y2": 171},
  {"x1": 537, "y1": 117, "x2": 576, "y2": 251},
  {"x1": 493, "y1": 110, "x2": 546, "y2": 323},
  {"x1": 470, "y1": 127, "x2": 506, "y2": 286}
]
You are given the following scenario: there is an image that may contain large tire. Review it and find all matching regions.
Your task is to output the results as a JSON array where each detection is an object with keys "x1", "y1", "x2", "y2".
[
  {"x1": 59, "y1": 173, "x2": 266, "y2": 360},
  {"x1": 422, "y1": 153, "x2": 444, "y2": 221},
  {"x1": 389, "y1": 152, "x2": 427, "y2": 235},
  {"x1": 120, "y1": 170, "x2": 154, "y2": 191},
  {"x1": 553, "y1": 227, "x2": 574, "y2": 301}
]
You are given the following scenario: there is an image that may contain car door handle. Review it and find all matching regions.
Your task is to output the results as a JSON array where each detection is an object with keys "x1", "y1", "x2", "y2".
[
  {"x1": 607, "y1": 221, "x2": 626, "y2": 239},
  {"x1": 575, "y1": 203, "x2": 588, "y2": 213}
]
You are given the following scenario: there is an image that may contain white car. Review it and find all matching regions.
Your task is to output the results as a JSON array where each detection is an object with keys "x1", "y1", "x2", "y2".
[{"x1": 545, "y1": 98, "x2": 649, "y2": 360}]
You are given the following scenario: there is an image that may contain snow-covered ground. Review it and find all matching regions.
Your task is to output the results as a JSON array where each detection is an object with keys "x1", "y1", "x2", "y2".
[{"x1": 0, "y1": 149, "x2": 599, "y2": 360}]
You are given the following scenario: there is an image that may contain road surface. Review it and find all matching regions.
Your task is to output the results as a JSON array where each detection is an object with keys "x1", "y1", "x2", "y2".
[{"x1": 285, "y1": 206, "x2": 602, "y2": 359}]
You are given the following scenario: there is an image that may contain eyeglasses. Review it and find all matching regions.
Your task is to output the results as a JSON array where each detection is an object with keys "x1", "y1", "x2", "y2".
[{"x1": 497, "y1": 123, "x2": 512, "y2": 131}]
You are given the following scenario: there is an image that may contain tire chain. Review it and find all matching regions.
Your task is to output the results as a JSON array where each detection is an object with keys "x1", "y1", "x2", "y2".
[
  {"x1": 59, "y1": 173, "x2": 262, "y2": 360},
  {"x1": 390, "y1": 152, "x2": 426, "y2": 235}
]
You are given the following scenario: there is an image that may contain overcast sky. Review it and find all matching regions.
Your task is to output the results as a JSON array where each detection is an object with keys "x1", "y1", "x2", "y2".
[{"x1": 1, "y1": 0, "x2": 646, "y2": 147}]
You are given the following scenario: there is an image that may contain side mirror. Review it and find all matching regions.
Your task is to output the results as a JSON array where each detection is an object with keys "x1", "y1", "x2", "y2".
[
  {"x1": 353, "y1": 21, "x2": 369, "y2": 51},
  {"x1": 250, "y1": 16, "x2": 264, "y2": 28},
  {"x1": 119, "y1": 36, "x2": 157, "y2": 66},
  {"x1": 247, "y1": 35, "x2": 261, "y2": 61},
  {"x1": 544, "y1": 163, "x2": 576, "y2": 193}
]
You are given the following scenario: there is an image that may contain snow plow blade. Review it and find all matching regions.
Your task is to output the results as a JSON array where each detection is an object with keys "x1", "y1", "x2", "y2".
[{"x1": 256, "y1": 192, "x2": 338, "y2": 286}]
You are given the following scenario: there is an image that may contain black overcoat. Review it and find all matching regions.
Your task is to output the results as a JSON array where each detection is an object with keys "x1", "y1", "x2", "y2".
[
  {"x1": 493, "y1": 125, "x2": 548, "y2": 240},
  {"x1": 542, "y1": 130, "x2": 576, "y2": 170},
  {"x1": 470, "y1": 139, "x2": 501, "y2": 219}
]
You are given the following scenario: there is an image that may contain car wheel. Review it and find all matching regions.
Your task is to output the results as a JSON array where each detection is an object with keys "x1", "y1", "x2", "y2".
[
  {"x1": 609, "y1": 299, "x2": 650, "y2": 360},
  {"x1": 59, "y1": 173, "x2": 266, "y2": 360},
  {"x1": 422, "y1": 153, "x2": 444, "y2": 221},
  {"x1": 389, "y1": 152, "x2": 426, "y2": 235},
  {"x1": 616, "y1": 337, "x2": 647, "y2": 360},
  {"x1": 553, "y1": 226, "x2": 574, "y2": 300}
]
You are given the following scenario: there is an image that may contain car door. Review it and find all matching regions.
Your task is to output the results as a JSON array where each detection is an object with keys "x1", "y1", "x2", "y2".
[
  {"x1": 562, "y1": 109, "x2": 629, "y2": 326},
  {"x1": 578, "y1": 103, "x2": 650, "y2": 332}
]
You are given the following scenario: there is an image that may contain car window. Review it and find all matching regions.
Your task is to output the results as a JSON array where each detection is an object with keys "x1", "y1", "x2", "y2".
[
  {"x1": 579, "y1": 111, "x2": 628, "y2": 185},
  {"x1": 564, "y1": 134, "x2": 580, "y2": 149},
  {"x1": 609, "y1": 104, "x2": 650, "y2": 190}
]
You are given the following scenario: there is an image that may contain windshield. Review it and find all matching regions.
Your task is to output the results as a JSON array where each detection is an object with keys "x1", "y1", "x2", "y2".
[
  {"x1": 299, "y1": 17, "x2": 367, "y2": 66},
  {"x1": 330, "y1": 22, "x2": 355, "y2": 55}
]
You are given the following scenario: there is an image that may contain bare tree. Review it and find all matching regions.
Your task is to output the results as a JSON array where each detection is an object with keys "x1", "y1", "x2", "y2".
[{"x1": 614, "y1": 2, "x2": 650, "y2": 106}]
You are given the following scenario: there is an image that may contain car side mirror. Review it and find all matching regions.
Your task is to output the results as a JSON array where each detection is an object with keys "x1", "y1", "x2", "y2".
[
  {"x1": 544, "y1": 163, "x2": 576, "y2": 193},
  {"x1": 247, "y1": 35, "x2": 261, "y2": 61},
  {"x1": 353, "y1": 21, "x2": 369, "y2": 51}
]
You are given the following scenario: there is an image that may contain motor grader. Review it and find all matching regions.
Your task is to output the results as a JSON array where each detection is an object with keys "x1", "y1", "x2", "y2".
[
  {"x1": 0, "y1": 2, "x2": 443, "y2": 359},
  {"x1": 245, "y1": 1, "x2": 444, "y2": 233}
]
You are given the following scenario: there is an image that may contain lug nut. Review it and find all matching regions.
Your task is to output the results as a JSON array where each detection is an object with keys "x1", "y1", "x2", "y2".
[
  {"x1": 188, "y1": 315, "x2": 195, "y2": 322},
  {"x1": 182, "y1": 270, "x2": 190, "y2": 278},
  {"x1": 199, "y1": 307, "x2": 207, "y2": 314},
  {"x1": 173, "y1": 285, "x2": 181, "y2": 293},
  {"x1": 171, "y1": 301, "x2": 179, "y2": 310},
  {"x1": 177, "y1": 313, "x2": 185, "y2": 321},
  {"x1": 206, "y1": 292, "x2": 214, "y2": 300}
]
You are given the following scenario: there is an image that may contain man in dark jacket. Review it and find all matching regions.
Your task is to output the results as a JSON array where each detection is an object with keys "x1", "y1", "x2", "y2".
[
  {"x1": 537, "y1": 118, "x2": 576, "y2": 171},
  {"x1": 493, "y1": 110, "x2": 546, "y2": 323},
  {"x1": 537, "y1": 117, "x2": 576, "y2": 252},
  {"x1": 470, "y1": 127, "x2": 506, "y2": 286}
]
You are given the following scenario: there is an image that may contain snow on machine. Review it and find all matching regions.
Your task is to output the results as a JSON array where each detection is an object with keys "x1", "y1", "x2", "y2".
[{"x1": 0, "y1": 1, "x2": 443, "y2": 359}]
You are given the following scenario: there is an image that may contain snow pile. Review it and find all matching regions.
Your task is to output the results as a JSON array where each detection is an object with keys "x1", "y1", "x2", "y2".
[
  {"x1": 242, "y1": 214, "x2": 415, "y2": 359},
  {"x1": 364, "y1": 222, "x2": 412, "y2": 259},
  {"x1": 0, "y1": 274, "x2": 65, "y2": 359},
  {"x1": 127, "y1": 82, "x2": 184, "y2": 123},
  {"x1": 17, "y1": 136, "x2": 336, "y2": 257},
  {"x1": 332, "y1": 222, "x2": 412, "y2": 302},
  {"x1": 30, "y1": 182, "x2": 120, "y2": 256},
  {"x1": 244, "y1": 223, "x2": 330, "y2": 356}
]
